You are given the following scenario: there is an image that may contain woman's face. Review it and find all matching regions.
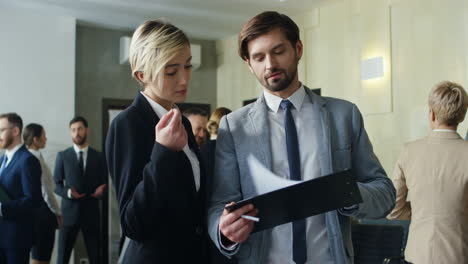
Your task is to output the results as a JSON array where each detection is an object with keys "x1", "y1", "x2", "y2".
[
  {"x1": 144, "y1": 45, "x2": 192, "y2": 110},
  {"x1": 36, "y1": 129, "x2": 47, "y2": 149}
]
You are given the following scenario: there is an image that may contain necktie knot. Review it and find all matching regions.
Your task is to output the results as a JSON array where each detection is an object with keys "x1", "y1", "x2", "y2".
[{"x1": 280, "y1": 99, "x2": 293, "y2": 111}]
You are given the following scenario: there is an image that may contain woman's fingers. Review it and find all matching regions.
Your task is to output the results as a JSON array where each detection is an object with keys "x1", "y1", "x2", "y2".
[{"x1": 157, "y1": 109, "x2": 174, "y2": 130}]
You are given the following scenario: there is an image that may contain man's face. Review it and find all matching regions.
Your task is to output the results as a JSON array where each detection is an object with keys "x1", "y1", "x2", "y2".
[
  {"x1": 70, "y1": 121, "x2": 88, "y2": 146},
  {"x1": 187, "y1": 114, "x2": 208, "y2": 147},
  {"x1": 246, "y1": 28, "x2": 302, "y2": 93},
  {"x1": 0, "y1": 118, "x2": 17, "y2": 150}
]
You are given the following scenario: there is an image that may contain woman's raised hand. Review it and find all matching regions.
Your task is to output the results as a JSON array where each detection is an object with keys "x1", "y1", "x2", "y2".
[{"x1": 155, "y1": 108, "x2": 188, "y2": 151}]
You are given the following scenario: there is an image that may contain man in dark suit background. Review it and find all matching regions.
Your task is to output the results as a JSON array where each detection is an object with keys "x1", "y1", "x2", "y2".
[
  {"x1": 0, "y1": 112, "x2": 42, "y2": 264},
  {"x1": 54, "y1": 116, "x2": 107, "y2": 264}
]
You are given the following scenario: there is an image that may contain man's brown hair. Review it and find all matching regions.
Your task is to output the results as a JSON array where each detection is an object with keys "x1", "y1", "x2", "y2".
[
  {"x1": 0, "y1": 112, "x2": 23, "y2": 133},
  {"x1": 238, "y1": 11, "x2": 300, "y2": 60},
  {"x1": 428, "y1": 81, "x2": 468, "y2": 126}
]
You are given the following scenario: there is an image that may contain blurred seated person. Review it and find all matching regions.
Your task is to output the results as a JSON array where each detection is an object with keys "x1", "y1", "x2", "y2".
[
  {"x1": 183, "y1": 108, "x2": 208, "y2": 148},
  {"x1": 387, "y1": 81, "x2": 468, "y2": 264}
]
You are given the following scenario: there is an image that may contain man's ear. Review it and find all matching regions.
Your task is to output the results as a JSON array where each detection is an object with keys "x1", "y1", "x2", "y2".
[
  {"x1": 12, "y1": 126, "x2": 20, "y2": 137},
  {"x1": 295, "y1": 40, "x2": 303, "y2": 59}
]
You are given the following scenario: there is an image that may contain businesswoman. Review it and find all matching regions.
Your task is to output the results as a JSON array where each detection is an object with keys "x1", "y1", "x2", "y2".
[
  {"x1": 105, "y1": 20, "x2": 208, "y2": 263},
  {"x1": 23, "y1": 124, "x2": 62, "y2": 264}
]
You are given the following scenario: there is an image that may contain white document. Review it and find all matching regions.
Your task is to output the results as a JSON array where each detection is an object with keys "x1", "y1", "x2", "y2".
[{"x1": 246, "y1": 154, "x2": 301, "y2": 195}]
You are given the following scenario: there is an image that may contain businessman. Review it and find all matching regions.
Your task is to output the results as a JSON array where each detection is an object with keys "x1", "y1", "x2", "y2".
[
  {"x1": 208, "y1": 11, "x2": 396, "y2": 264},
  {"x1": 0, "y1": 113, "x2": 42, "y2": 264},
  {"x1": 183, "y1": 108, "x2": 208, "y2": 148},
  {"x1": 54, "y1": 116, "x2": 107, "y2": 264}
]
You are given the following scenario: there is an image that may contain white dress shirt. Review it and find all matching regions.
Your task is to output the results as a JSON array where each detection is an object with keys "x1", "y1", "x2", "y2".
[
  {"x1": 73, "y1": 144, "x2": 88, "y2": 170},
  {"x1": 0, "y1": 143, "x2": 24, "y2": 218},
  {"x1": 263, "y1": 86, "x2": 333, "y2": 264},
  {"x1": 29, "y1": 149, "x2": 61, "y2": 215},
  {"x1": 140, "y1": 92, "x2": 200, "y2": 191}
]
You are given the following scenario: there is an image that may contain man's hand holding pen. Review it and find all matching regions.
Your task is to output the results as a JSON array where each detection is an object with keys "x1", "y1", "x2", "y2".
[{"x1": 219, "y1": 202, "x2": 258, "y2": 244}]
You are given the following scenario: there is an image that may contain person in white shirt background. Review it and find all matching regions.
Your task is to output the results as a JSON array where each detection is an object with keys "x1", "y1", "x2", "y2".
[{"x1": 23, "y1": 123, "x2": 62, "y2": 264}]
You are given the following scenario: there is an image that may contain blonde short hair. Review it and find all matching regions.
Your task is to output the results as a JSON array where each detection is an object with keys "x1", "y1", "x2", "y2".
[
  {"x1": 206, "y1": 107, "x2": 231, "y2": 136},
  {"x1": 129, "y1": 19, "x2": 189, "y2": 87},
  {"x1": 428, "y1": 81, "x2": 468, "y2": 126}
]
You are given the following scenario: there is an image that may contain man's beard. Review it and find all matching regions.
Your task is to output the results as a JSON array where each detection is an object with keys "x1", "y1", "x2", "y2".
[
  {"x1": 262, "y1": 61, "x2": 298, "y2": 93},
  {"x1": 73, "y1": 135, "x2": 87, "y2": 146},
  {"x1": 195, "y1": 136, "x2": 205, "y2": 147},
  {"x1": 0, "y1": 136, "x2": 14, "y2": 149}
]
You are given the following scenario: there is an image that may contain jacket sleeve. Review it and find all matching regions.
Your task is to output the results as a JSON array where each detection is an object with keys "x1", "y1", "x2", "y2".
[
  {"x1": 349, "y1": 104, "x2": 396, "y2": 219},
  {"x1": 207, "y1": 116, "x2": 241, "y2": 257},
  {"x1": 54, "y1": 152, "x2": 69, "y2": 199},
  {"x1": 386, "y1": 148, "x2": 411, "y2": 220},
  {"x1": 106, "y1": 114, "x2": 183, "y2": 241},
  {"x1": 2, "y1": 155, "x2": 42, "y2": 220},
  {"x1": 41, "y1": 161, "x2": 62, "y2": 215}
]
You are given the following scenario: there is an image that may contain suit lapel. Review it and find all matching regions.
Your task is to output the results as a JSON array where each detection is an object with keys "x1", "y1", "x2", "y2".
[
  {"x1": 248, "y1": 96, "x2": 273, "y2": 171},
  {"x1": 304, "y1": 87, "x2": 333, "y2": 175},
  {"x1": 1, "y1": 145, "x2": 25, "y2": 178},
  {"x1": 66, "y1": 148, "x2": 79, "y2": 168},
  {"x1": 84, "y1": 148, "x2": 94, "y2": 176}
]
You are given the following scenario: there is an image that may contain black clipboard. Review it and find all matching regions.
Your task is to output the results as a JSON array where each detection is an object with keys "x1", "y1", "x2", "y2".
[
  {"x1": 0, "y1": 184, "x2": 10, "y2": 202},
  {"x1": 225, "y1": 169, "x2": 362, "y2": 233}
]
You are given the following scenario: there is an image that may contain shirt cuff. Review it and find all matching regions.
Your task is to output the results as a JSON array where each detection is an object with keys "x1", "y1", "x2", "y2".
[
  {"x1": 218, "y1": 228, "x2": 238, "y2": 251},
  {"x1": 338, "y1": 204, "x2": 359, "y2": 216},
  {"x1": 67, "y1": 189, "x2": 72, "y2": 199}
]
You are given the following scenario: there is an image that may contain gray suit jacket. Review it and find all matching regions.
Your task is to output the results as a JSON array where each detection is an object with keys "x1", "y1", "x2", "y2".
[{"x1": 207, "y1": 87, "x2": 396, "y2": 264}]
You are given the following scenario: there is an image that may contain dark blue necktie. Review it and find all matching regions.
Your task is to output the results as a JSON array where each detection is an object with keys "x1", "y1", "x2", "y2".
[
  {"x1": 0, "y1": 156, "x2": 8, "y2": 177},
  {"x1": 78, "y1": 151, "x2": 84, "y2": 176},
  {"x1": 280, "y1": 100, "x2": 307, "y2": 264}
]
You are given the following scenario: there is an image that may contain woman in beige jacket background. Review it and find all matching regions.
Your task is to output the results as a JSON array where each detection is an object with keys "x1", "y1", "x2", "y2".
[{"x1": 388, "y1": 81, "x2": 468, "y2": 264}]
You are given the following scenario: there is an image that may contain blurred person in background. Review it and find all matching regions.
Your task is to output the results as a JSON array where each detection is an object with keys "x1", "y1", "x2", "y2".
[
  {"x1": 388, "y1": 81, "x2": 468, "y2": 264},
  {"x1": 0, "y1": 113, "x2": 42, "y2": 264},
  {"x1": 23, "y1": 123, "x2": 62, "y2": 264},
  {"x1": 183, "y1": 108, "x2": 208, "y2": 148},
  {"x1": 200, "y1": 107, "x2": 234, "y2": 264}
]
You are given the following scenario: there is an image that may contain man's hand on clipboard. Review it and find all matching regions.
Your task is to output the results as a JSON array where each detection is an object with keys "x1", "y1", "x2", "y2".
[{"x1": 219, "y1": 202, "x2": 258, "y2": 244}]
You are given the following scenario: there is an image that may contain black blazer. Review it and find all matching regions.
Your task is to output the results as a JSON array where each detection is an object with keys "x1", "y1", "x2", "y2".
[
  {"x1": 54, "y1": 147, "x2": 107, "y2": 227},
  {"x1": 0, "y1": 145, "x2": 42, "y2": 248},
  {"x1": 105, "y1": 93, "x2": 209, "y2": 263}
]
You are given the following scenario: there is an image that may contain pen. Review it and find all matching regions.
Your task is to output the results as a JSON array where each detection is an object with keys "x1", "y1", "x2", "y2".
[{"x1": 241, "y1": 215, "x2": 260, "y2": 222}]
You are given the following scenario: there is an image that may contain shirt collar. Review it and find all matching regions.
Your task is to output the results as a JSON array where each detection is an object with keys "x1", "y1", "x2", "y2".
[
  {"x1": 432, "y1": 129, "x2": 457, "y2": 132},
  {"x1": 28, "y1": 149, "x2": 40, "y2": 159},
  {"x1": 73, "y1": 144, "x2": 89, "y2": 154},
  {"x1": 263, "y1": 84, "x2": 306, "y2": 113},
  {"x1": 140, "y1": 91, "x2": 169, "y2": 119},
  {"x1": 5, "y1": 143, "x2": 23, "y2": 162}
]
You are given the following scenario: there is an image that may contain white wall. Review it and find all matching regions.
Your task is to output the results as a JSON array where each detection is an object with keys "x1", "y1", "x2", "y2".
[
  {"x1": 216, "y1": 0, "x2": 468, "y2": 176},
  {"x1": 0, "y1": 7, "x2": 76, "y2": 165}
]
